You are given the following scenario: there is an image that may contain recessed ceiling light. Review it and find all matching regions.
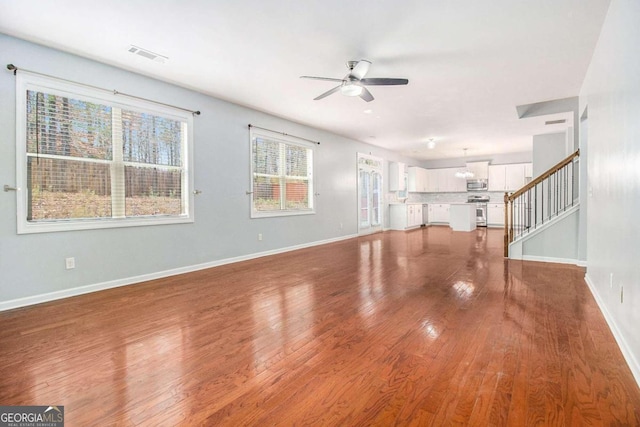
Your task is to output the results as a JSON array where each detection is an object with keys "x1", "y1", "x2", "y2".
[
  {"x1": 128, "y1": 45, "x2": 168, "y2": 63},
  {"x1": 363, "y1": 109, "x2": 373, "y2": 114},
  {"x1": 427, "y1": 138, "x2": 436, "y2": 149}
]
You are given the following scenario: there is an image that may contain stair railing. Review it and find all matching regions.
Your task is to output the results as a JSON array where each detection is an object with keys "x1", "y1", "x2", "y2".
[{"x1": 504, "y1": 149, "x2": 580, "y2": 257}]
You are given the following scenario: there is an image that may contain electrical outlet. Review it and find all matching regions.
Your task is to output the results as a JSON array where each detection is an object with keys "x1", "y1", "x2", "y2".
[
  {"x1": 65, "y1": 257, "x2": 75, "y2": 270},
  {"x1": 610, "y1": 273, "x2": 614, "y2": 288},
  {"x1": 258, "y1": 233, "x2": 263, "y2": 241}
]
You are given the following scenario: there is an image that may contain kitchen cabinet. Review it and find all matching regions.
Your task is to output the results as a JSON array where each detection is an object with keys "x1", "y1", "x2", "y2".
[
  {"x1": 408, "y1": 166, "x2": 429, "y2": 192},
  {"x1": 487, "y1": 203, "x2": 505, "y2": 227},
  {"x1": 505, "y1": 164, "x2": 527, "y2": 190},
  {"x1": 466, "y1": 161, "x2": 489, "y2": 180},
  {"x1": 449, "y1": 203, "x2": 476, "y2": 232},
  {"x1": 488, "y1": 165, "x2": 505, "y2": 191},
  {"x1": 524, "y1": 163, "x2": 533, "y2": 179},
  {"x1": 436, "y1": 169, "x2": 449, "y2": 192},
  {"x1": 406, "y1": 167, "x2": 471, "y2": 193},
  {"x1": 449, "y1": 169, "x2": 468, "y2": 192},
  {"x1": 410, "y1": 204, "x2": 423, "y2": 227},
  {"x1": 428, "y1": 203, "x2": 450, "y2": 223},
  {"x1": 425, "y1": 169, "x2": 438, "y2": 192},
  {"x1": 389, "y1": 204, "x2": 424, "y2": 230},
  {"x1": 488, "y1": 163, "x2": 532, "y2": 192},
  {"x1": 389, "y1": 162, "x2": 407, "y2": 191},
  {"x1": 428, "y1": 168, "x2": 466, "y2": 193}
]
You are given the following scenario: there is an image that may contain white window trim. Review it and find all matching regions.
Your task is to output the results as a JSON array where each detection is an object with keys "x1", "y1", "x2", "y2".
[
  {"x1": 15, "y1": 72, "x2": 195, "y2": 234},
  {"x1": 249, "y1": 128, "x2": 315, "y2": 219}
]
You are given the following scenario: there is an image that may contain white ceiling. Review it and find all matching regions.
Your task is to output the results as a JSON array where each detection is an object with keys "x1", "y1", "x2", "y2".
[{"x1": 0, "y1": 0, "x2": 610, "y2": 160}]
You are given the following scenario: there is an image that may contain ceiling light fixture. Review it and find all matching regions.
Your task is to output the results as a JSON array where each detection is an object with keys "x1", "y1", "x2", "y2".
[
  {"x1": 340, "y1": 83, "x2": 363, "y2": 97},
  {"x1": 455, "y1": 148, "x2": 474, "y2": 179},
  {"x1": 427, "y1": 138, "x2": 436, "y2": 149}
]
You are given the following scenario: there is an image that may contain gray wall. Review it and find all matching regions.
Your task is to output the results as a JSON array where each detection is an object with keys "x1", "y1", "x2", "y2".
[
  {"x1": 580, "y1": 0, "x2": 640, "y2": 382},
  {"x1": 532, "y1": 132, "x2": 567, "y2": 176},
  {"x1": 0, "y1": 34, "x2": 416, "y2": 306},
  {"x1": 521, "y1": 209, "x2": 579, "y2": 261}
]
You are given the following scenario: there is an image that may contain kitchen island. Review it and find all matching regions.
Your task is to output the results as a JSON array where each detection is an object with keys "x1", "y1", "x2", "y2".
[{"x1": 449, "y1": 203, "x2": 476, "y2": 232}]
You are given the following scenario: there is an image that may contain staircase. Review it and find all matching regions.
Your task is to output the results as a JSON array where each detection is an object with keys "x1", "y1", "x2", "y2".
[{"x1": 504, "y1": 150, "x2": 580, "y2": 258}]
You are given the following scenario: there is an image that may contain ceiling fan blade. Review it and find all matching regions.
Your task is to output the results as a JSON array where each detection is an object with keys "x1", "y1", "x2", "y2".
[
  {"x1": 300, "y1": 76, "x2": 345, "y2": 83},
  {"x1": 350, "y1": 60, "x2": 371, "y2": 80},
  {"x1": 360, "y1": 78, "x2": 409, "y2": 86},
  {"x1": 359, "y1": 87, "x2": 374, "y2": 102},
  {"x1": 314, "y1": 85, "x2": 342, "y2": 100}
]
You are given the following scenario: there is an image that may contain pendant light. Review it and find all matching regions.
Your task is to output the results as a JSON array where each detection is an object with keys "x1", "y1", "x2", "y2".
[{"x1": 455, "y1": 148, "x2": 474, "y2": 179}]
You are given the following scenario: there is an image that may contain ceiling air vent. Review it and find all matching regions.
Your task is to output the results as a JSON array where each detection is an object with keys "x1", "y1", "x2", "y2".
[
  {"x1": 545, "y1": 119, "x2": 566, "y2": 125},
  {"x1": 128, "y1": 45, "x2": 168, "y2": 63}
]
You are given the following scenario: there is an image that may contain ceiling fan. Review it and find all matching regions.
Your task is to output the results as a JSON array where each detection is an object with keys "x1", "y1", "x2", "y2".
[{"x1": 300, "y1": 60, "x2": 408, "y2": 102}]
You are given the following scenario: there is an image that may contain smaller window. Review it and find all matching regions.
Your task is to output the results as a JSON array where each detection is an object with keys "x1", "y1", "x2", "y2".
[{"x1": 250, "y1": 130, "x2": 314, "y2": 218}]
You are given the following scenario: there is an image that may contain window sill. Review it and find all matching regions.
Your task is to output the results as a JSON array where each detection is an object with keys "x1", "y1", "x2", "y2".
[
  {"x1": 17, "y1": 215, "x2": 194, "y2": 234},
  {"x1": 251, "y1": 210, "x2": 315, "y2": 219}
]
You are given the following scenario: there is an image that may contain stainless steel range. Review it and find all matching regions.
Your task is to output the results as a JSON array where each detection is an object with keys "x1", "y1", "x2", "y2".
[{"x1": 467, "y1": 195, "x2": 490, "y2": 227}]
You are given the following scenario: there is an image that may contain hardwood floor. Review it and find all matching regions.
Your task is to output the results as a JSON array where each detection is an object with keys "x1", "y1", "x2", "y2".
[{"x1": 1, "y1": 226, "x2": 639, "y2": 426}]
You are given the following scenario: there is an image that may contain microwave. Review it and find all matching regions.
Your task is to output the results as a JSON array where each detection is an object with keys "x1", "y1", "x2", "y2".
[{"x1": 466, "y1": 179, "x2": 488, "y2": 191}]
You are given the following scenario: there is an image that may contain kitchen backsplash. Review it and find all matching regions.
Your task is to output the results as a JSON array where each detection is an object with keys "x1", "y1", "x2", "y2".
[{"x1": 406, "y1": 191, "x2": 506, "y2": 204}]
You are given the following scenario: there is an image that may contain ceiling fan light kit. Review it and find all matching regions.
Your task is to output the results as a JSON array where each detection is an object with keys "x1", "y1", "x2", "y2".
[
  {"x1": 301, "y1": 59, "x2": 408, "y2": 102},
  {"x1": 340, "y1": 83, "x2": 363, "y2": 97}
]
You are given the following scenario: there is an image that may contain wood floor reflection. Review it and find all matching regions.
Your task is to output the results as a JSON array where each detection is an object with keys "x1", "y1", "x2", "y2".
[{"x1": 1, "y1": 226, "x2": 639, "y2": 425}]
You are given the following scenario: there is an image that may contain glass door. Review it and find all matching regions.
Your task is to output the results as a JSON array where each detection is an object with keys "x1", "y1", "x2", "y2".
[
  {"x1": 359, "y1": 169, "x2": 371, "y2": 229},
  {"x1": 357, "y1": 153, "x2": 383, "y2": 235}
]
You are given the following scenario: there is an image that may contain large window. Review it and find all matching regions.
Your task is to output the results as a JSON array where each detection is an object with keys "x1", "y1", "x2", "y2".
[
  {"x1": 250, "y1": 130, "x2": 314, "y2": 217},
  {"x1": 15, "y1": 73, "x2": 194, "y2": 233}
]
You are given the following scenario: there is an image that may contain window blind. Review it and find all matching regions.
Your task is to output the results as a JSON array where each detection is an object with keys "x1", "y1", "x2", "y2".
[{"x1": 251, "y1": 132, "x2": 314, "y2": 216}]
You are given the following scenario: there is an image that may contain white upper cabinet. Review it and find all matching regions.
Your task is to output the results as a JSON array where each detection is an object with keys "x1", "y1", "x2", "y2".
[
  {"x1": 488, "y1": 163, "x2": 532, "y2": 192},
  {"x1": 425, "y1": 169, "x2": 438, "y2": 192},
  {"x1": 422, "y1": 168, "x2": 466, "y2": 193},
  {"x1": 505, "y1": 164, "x2": 526, "y2": 190},
  {"x1": 524, "y1": 163, "x2": 533, "y2": 178},
  {"x1": 389, "y1": 162, "x2": 406, "y2": 191},
  {"x1": 439, "y1": 168, "x2": 467, "y2": 192},
  {"x1": 450, "y1": 170, "x2": 468, "y2": 192},
  {"x1": 408, "y1": 166, "x2": 429, "y2": 192},
  {"x1": 466, "y1": 161, "x2": 489, "y2": 180}
]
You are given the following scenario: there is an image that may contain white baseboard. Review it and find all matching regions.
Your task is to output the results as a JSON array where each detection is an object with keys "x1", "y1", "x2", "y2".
[
  {"x1": 0, "y1": 233, "x2": 358, "y2": 312},
  {"x1": 520, "y1": 255, "x2": 582, "y2": 266},
  {"x1": 584, "y1": 273, "x2": 640, "y2": 388}
]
